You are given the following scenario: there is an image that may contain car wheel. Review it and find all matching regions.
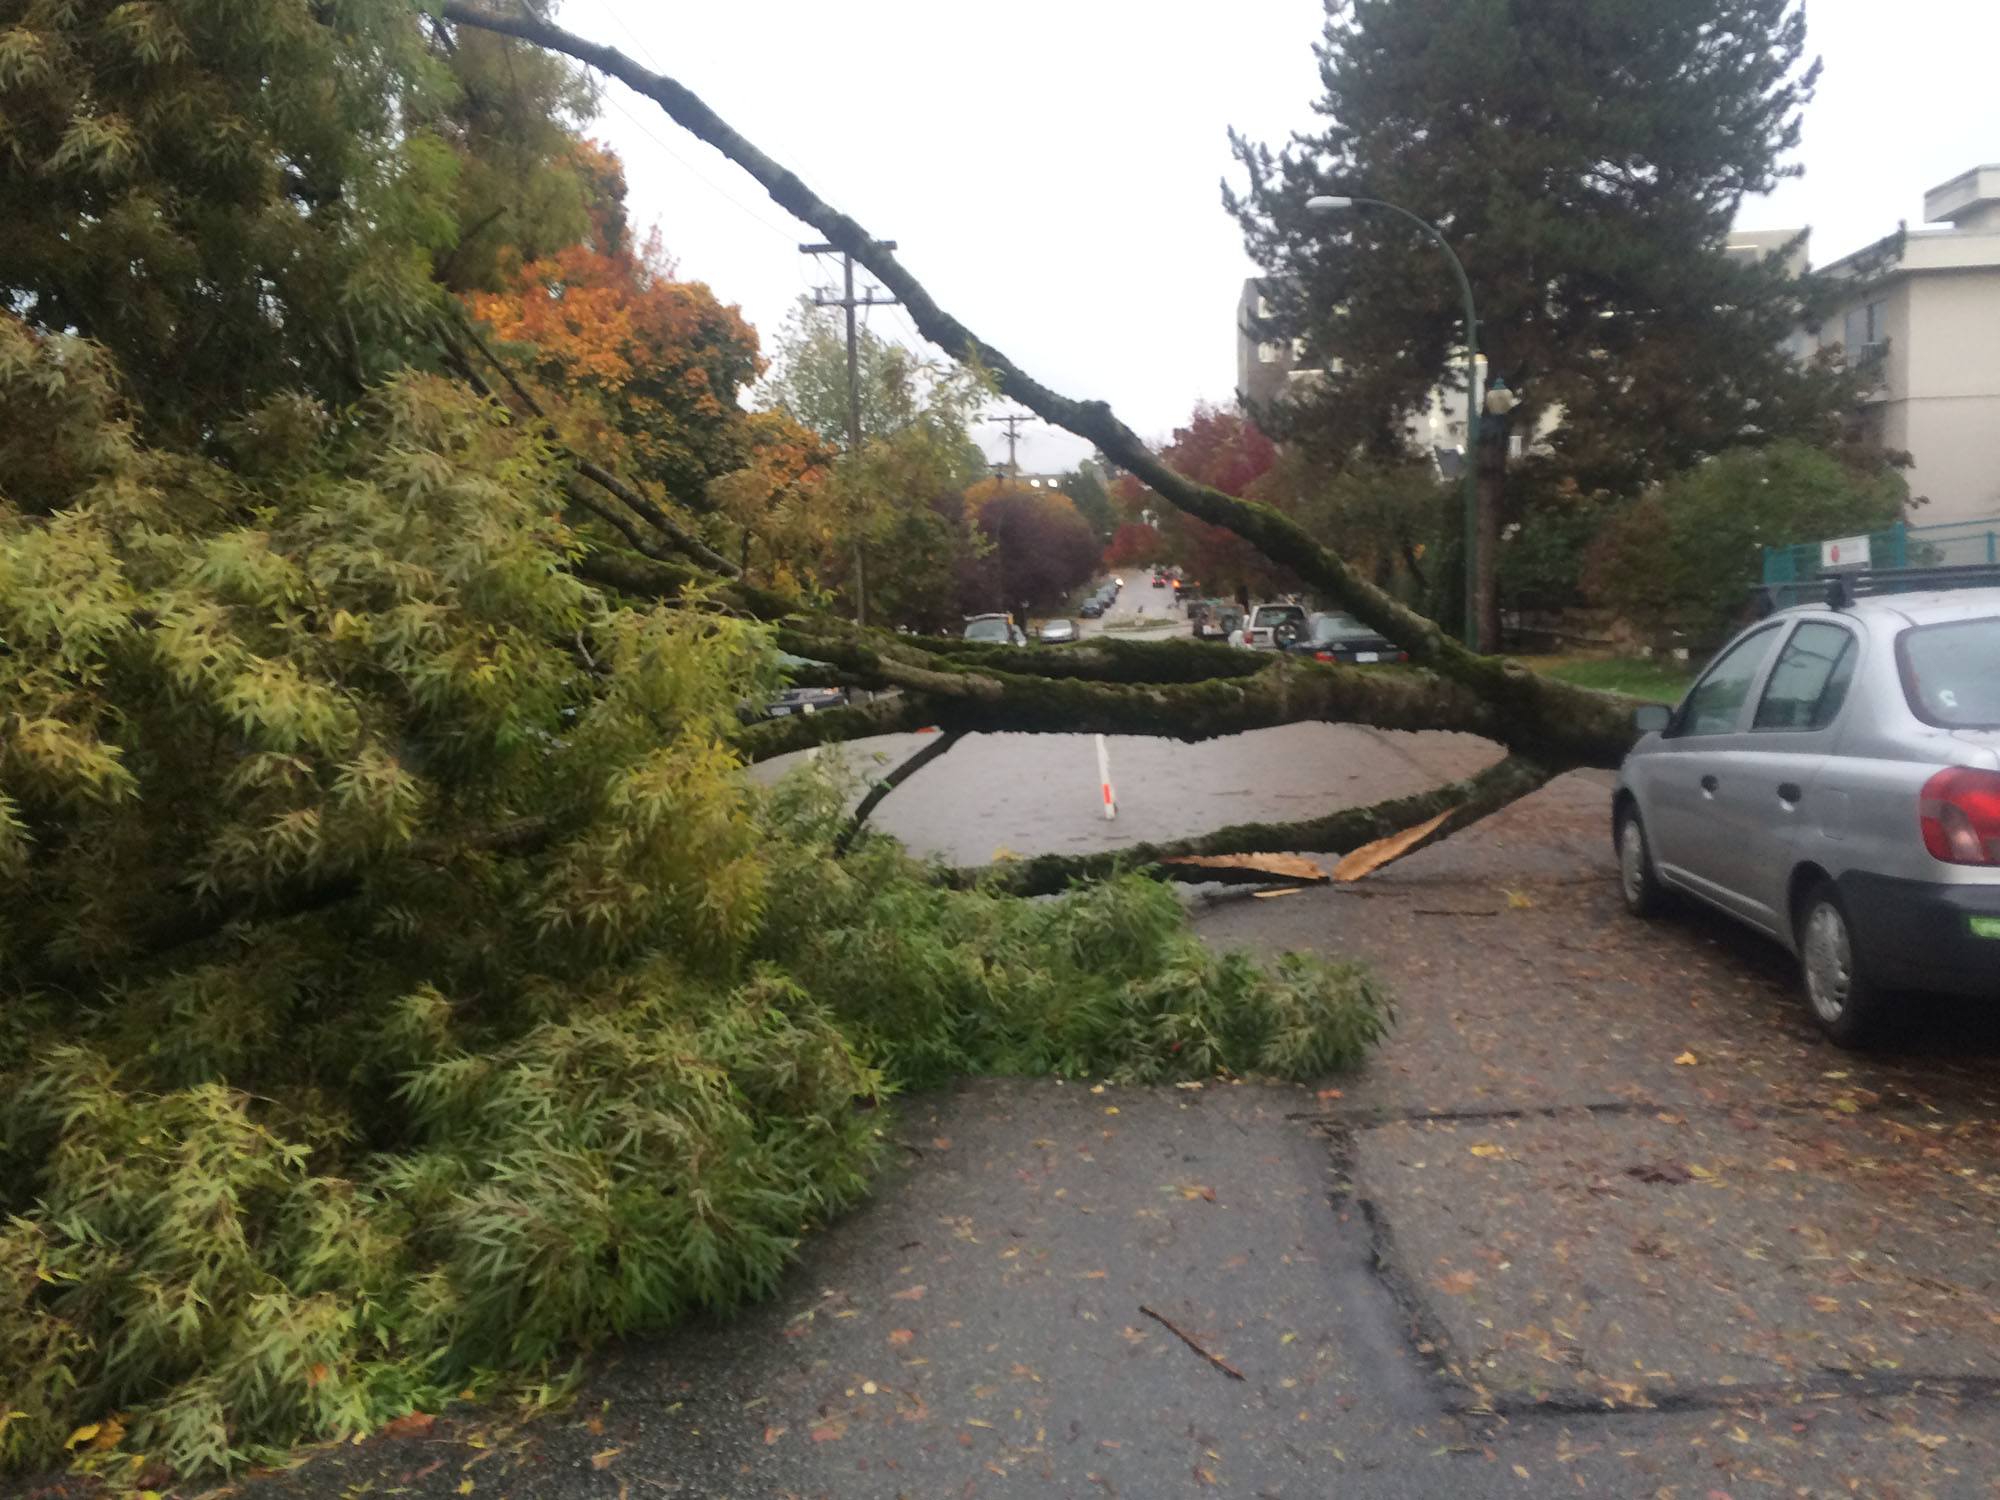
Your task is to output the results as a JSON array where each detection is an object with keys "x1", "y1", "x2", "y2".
[
  {"x1": 1796, "y1": 883, "x2": 1898, "y2": 1049},
  {"x1": 1614, "y1": 805, "x2": 1668, "y2": 918}
]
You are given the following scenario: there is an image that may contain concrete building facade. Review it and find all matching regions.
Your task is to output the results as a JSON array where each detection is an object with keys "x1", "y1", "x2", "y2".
[{"x1": 1809, "y1": 165, "x2": 2000, "y2": 525}]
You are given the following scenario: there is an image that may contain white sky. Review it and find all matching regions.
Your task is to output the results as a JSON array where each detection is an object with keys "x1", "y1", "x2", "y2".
[{"x1": 564, "y1": 0, "x2": 1998, "y2": 475}]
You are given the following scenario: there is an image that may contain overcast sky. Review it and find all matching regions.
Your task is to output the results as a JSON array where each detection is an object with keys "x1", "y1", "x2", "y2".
[{"x1": 564, "y1": 0, "x2": 1998, "y2": 475}]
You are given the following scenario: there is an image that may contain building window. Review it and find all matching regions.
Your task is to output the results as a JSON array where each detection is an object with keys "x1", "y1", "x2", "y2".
[
  {"x1": 1256, "y1": 294, "x2": 1273, "y2": 319},
  {"x1": 1257, "y1": 341, "x2": 1283, "y2": 364},
  {"x1": 1291, "y1": 337, "x2": 1309, "y2": 359},
  {"x1": 1842, "y1": 300, "x2": 1886, "y2": 353}
]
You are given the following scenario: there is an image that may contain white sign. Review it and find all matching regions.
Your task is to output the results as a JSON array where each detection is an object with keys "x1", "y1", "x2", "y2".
[{"x1": 1821, "y1": 534, "x2": 1872, "y2": 570}]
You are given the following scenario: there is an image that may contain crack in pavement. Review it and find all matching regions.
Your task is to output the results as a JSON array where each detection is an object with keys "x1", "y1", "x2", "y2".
[{"x1": 1302, "y1": 1108, "x2": 2000, "y2": 1445}]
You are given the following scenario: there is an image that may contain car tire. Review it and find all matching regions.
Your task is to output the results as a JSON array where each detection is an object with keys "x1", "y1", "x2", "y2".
[
  {"x1": 1614, "y1": 805, "x2": 1669, "y2": 918},
  {"x1": 1795, "y1": 882, "x2": 1900, "y2": 1049}
]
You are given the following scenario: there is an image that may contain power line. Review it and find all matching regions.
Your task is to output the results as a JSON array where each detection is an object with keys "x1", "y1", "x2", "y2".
[
  {"x1": 594, "y1": 1, "x2": 667, "y2": 75},
  {"x1": 597, "y1": 92, "x2": 801, "y2": 245}
]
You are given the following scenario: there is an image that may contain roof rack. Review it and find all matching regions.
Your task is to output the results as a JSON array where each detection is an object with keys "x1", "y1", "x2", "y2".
[{"x1": 1756, "y1": 562, "x2": 2000, "y2": 616}]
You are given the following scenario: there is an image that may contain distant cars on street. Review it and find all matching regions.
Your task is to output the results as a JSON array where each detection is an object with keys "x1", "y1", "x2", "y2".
[{"x1": 1615, "y1": 576, "x2": 2000, "y2": 1046}]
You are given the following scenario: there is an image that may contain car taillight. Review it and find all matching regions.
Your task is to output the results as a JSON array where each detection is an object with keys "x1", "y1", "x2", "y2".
[
  {"x1": 1314, "y1": 650, "x2": 1335, "y2": 662},
  {"x1": 1919, "y1": 767, "x2": 2000, "y2": 865}
]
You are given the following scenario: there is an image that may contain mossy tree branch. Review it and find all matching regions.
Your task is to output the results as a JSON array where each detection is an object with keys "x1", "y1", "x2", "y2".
[
  {"x1": 955, "y1": 754, "x2": 1552, "y2": 896},
  {"x1": 437, "y1": 1, "x2": 1641, "y2": 771}
]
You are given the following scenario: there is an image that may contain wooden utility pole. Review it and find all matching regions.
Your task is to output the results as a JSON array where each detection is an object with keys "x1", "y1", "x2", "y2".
[
  {"x1": 987, "y1": 411, "x2": 1036, "y2": 474},
  {"x1": 801, "y1": 239, "x2": 897, "y2": 624}
]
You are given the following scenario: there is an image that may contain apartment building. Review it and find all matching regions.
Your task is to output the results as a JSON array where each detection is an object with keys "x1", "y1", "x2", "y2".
[{"x1": 1807, "y1": 164, "x2": 2000, "y2": 525}]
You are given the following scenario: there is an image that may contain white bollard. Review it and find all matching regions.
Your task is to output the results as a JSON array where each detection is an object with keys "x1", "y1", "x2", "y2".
[{"x1": 1095, "y1": 733, "x2": 1116, "y2": 820}]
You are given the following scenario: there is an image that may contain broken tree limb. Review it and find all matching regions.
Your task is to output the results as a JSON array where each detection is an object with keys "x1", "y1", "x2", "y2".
[
  {"x1": 1139, "y1": 1305, "x2": 1245, "y2": 1381},
  {"x1": 570, "y1": 546, "x2": 799, "y2": 623},
  {"x1": 773, "y1": 629, "x2": 1510, "y2": 744},
  {"x1": 836, "y1": 729, "x2": 961, "y2": 855},
  {"x1": 437, "y1": 1, "x2": 1641, "y2": 770},
  {"x1": 954, "y1": 755, "x2": 1551, "y2": 895},
  {"x1": 438, "y1": 306, "x2": 743, "y2": 578},
  {"x1": 920, "y1": 634, "x2": 1275, "y2": 685},
  {"x1": 735, "y1": 692, "x2": 946, "y2": 761}
]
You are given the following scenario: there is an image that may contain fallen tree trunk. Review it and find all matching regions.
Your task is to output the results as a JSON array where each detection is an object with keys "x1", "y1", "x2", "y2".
[{"x1": 950, "y1": 755, "x2": 1551, "y2": 896}]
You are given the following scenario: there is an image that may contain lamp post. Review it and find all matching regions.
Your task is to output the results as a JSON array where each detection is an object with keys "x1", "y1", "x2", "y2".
[{"x1": 1307, "y1": 194, "x2": 1482, "y2": 649}]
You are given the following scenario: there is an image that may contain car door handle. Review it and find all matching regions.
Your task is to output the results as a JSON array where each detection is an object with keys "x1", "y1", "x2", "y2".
[
  {"x1": 1699, "y1": 775, "x2": 1719, "y2": 794},
  {"x1": 1777, "y1": 781, "x2": 1803, "y2": 805}
]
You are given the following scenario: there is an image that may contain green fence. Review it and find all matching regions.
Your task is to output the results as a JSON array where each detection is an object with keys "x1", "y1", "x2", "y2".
[{"x1": 1762, "y1": 515, "x2": 2000, "y2": 604}]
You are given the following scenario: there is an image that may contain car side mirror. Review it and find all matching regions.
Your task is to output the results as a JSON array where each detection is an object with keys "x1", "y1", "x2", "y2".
[{"x1": 1633, "y1": 703, "x2": 1672, "y2": 734}]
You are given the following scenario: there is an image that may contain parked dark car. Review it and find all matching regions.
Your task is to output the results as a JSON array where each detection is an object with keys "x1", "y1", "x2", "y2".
[
  {"x1": 963, "y1": 612, "x2": 1027, "y2": 646},
  {"x1": 764, "y1": 684, "x2": 848, "y2": 717},
  {"x1": 1079, "y1": 598, "x2": 1105, "y2": 618},
  {"x1": 749, "y1": 652, "x2": 852, "y2": 720},
  {"x1": 1288, "y1": 611, "x2": 1408, "y2": 664}
]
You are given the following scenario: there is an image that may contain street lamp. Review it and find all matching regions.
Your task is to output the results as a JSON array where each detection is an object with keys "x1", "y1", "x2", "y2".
[{"x1": 1307, "y1": 193, "x2": 1482, "y2": 649}]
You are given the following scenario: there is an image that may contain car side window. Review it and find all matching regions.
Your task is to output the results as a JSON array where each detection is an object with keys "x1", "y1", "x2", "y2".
[
  {"x1": 1676, "y1": 626, "x2": 1781, "y2": 737},
  {"x1": 1752, "y1": 622, "x2": 1858, "y2": 732}
]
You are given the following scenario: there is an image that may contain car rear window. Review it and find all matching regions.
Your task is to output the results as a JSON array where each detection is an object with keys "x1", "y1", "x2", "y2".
[
  {"x1": 1253, "y1": 606, "x2": 1306, "y2": 628},
  {"x1": 1899, "y1": 617, "x2": 2000, "y2": 728},
  {"x1": 963, "y1": 618, "x2": 1010, "y2": 643},
  {"x1": 1312, "y1": 613, "x2": 1374, "y2": 642}
]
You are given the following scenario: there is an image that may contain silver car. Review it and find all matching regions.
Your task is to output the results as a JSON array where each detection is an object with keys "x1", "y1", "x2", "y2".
[{"x1": 1614, "y1": 588, "x2": 2000, "y2": 1046}]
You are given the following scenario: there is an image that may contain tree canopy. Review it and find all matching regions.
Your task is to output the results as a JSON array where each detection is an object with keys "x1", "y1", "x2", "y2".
[{"x1": 1225, "y1": 0, "x2": 1856, "y2": 495}]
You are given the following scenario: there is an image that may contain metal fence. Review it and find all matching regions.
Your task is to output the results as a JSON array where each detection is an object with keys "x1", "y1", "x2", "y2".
[{"x1": 1762, "y1": 515, "x2": 2000, "y2": 604}]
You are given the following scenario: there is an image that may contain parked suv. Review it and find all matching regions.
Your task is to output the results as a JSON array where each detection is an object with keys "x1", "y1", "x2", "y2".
[
  {"x1": 1235, "y1": 603, "x2": 1310, "y2": 651},
  {"x1": 1614, "y1": 583, "x2": 2000, "y2": 1046}
]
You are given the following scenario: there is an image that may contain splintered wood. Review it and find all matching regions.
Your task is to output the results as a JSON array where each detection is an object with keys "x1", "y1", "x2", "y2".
[
  {"x1": 1332, "y1": 807, "x2": 1457, "y2": 882},
  {"x1": 1159, "y1": 853, "x2": 1329, "y2": 885}
]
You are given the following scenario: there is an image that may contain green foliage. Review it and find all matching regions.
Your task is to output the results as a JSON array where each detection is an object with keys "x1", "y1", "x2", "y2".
[
  {"x1": 0, "y1": 0, "x2": 460, "y2": 440},
  {"x1": 0, "y1": 321, "x2": 1391, "y2": 1483},
  {"x1": 758, "y1": 297, "x2": 995, "y2": 623},
  {"x1": 1581, "y1": 441, "x2": 1906, "y2": 641},
  {"x1": 1497, "y1": 501, "x2": 1605, "y2": 612},
  {"x1": 756, "y1": 772, "x2": 1393, "y2": 1092}
]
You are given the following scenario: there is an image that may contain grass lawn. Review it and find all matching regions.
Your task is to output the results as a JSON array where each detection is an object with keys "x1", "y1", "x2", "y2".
[{"x1": 1521, "y1": 654, "x2": 1693, "y2": 703}]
